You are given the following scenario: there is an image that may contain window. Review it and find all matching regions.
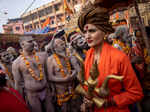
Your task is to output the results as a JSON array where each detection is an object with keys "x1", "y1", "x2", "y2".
[
  {"x1": 45, "y1": 6, "x2": 53, "y2": 14},
  {"x1": 54, "y1": 3, "x2": 61, "y2": 11},
  {"x1": 23, "y1": 16, "x2": 31, "y2": 23},
  {"x1": 38, "y1": 10, "x2": 45, "y2": 17},
  {"x1": 51, "y1": 20, "x2": 54, "y2": 24},
  {"x1": 15, "y1": 26, "x2": 20, "y2": 31}
]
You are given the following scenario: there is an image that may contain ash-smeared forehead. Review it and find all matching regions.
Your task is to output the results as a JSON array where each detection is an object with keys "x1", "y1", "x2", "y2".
[
  {"x1": 0, "y1": 51, "x2": 9, "y2": 56},
  {"x1": 54, "y1": 38, "x2": 65, "y2": 45},
  {"x1": 19, "y1": 35, "x2": 34, "y2": 43}
]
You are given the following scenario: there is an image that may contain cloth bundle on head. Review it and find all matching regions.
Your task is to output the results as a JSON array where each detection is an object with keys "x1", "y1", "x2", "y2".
[{"x1": 78, "y1": 4, "x2": 114, "y2": 33}]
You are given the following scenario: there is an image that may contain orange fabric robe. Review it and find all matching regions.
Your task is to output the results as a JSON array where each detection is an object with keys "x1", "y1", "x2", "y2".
[{"x1": 84, "y1": 42, "x2": 143, "y2": 112}]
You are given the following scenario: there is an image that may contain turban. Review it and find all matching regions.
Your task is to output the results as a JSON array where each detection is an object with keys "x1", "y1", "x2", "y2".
[{"x1": 78, "y1": 5, "x2": 114, "y2": 33}]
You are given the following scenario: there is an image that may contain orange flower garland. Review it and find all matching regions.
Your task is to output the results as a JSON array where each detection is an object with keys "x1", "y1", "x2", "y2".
[
  {"x1": 21, "y1": 52, "x2": 43, "y2": 81},
  {"x1": 53, "y1": 53, "x2": 71, "y2": 78},
  {"x1": 113, "y1": 39, "x2": 130, "y2": 54},
  {"x1": 2, "y1": 64, "x2": 11, "y2": 77},
  {"x1": 57, "y1": 90, "x2": 74, "y2": 106}
]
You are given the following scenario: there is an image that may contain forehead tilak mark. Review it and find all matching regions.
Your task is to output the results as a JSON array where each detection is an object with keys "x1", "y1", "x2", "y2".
[{"x1": 85, "y1": 25, "x2": 88, "y2": 30}]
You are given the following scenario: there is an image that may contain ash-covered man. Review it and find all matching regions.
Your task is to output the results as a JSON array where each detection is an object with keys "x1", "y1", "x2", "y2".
[
  {"x1": 12, "y1": 36, "x2": 54, "y2": 112},
  {"x1": 0, "y1": 50, "x2": 15, "y2": 88},
  {"x1": 67, "y1": 31, "x2": 88, "y2": 60},
  {"x1": 47, "y1": 35, "x2": 81, "y2": 112},
  {"x1": 7, "y1": 47, "x2": 18, "y2": 61}
]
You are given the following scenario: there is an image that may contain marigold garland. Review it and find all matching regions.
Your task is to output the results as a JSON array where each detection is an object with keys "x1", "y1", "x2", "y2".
[
  {"x1": 2, "y1": 64, "x2": 10, "y2": 77},
  {"x1": 57, "y1": 90, "x2": 74, "y2": 106},
  {"x1": 113, "y1": 39, "x2": 130, "y2": 54},
  {"x1": 2, "y1": 63, "x2": 13, "y2": 81},
  {"x1": 53, "y1": 53, "x2": 71, "y2": 78},
  {"x1": 21, "y1": 52, "x2": 44, "y2": 81}
]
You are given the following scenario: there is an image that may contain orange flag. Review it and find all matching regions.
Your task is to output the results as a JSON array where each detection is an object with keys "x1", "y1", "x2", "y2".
[
  {"x1": 64, "y1": 0, "x2": 73, "y2": 14},
  {"x1": 116, "y1": 12, "x2": 119, "y2": 20},
  {"x1": 42, "y1": 17, "x2": 50, "y2": 28}
]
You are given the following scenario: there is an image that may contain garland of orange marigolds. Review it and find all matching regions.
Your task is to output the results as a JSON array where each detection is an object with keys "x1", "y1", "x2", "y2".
[
  {"x1": 113, "y1": 39, "x2": 130, "y2": 55},
  {"x1": 57, "y1": 90, "x2": 74, "y2": 106},
  {"x1": 1, "y1": 63, "x2": 13, "y2": 80},
  {"x1": 53, "y1": 53, "x2": 71, "y2": 78},
  {"x1": 21, "y1": 51, "x2": 44, "y2": 81}
]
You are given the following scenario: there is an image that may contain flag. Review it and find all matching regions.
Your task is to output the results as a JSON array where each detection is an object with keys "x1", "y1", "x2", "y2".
[
  {"x1": 116, "y1": 12, "x2": 119, "y2": 20},
  {"x1": 64, "y1": 0, "x2": 73, "y2": 14},
  {"x1": 42, "y1": 17, "x2": 50, "y2": 28}
]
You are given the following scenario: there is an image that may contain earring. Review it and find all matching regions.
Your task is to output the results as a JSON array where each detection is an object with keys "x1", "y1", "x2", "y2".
[{"x1": 104, "y1": 36, "x2": 107, "y2": 40}]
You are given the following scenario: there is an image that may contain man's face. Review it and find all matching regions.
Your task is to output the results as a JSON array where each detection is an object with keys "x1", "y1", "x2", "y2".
[
  {"x1": 71, "y1": 34, "x2": 88, "y2": 49},
  {"x1": 54, "y1": 38, "x2": 66, "y2": 56},
  {"x1": 1, "y1": 51, "x2": 14, "y2": 63},
  {"x1": 21, "y1": 37, "x2": 34, "y2": 52}
]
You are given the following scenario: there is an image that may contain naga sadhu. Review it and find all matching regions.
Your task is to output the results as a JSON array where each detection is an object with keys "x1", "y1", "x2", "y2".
[{"x1": 77, "y1": 3, "x2": 143, "y2": 112}]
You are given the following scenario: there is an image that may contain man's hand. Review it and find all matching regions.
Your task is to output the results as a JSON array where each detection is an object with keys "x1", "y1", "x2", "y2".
[
  {"x1": 80, "y1": 97, "x2": 93, "y2": 112},
  {"x1": 98, "y1": 88, "x2": 109, "y2": 98},
  {"x1": 65, "y1": 70, "x2": 77, "y2": 81},
  {"x1": 103, "y1": 98, "x2": 116, "y2": 108},
  {"x1": 80, "y1": 103, "x2": 86, "y2": 112}
]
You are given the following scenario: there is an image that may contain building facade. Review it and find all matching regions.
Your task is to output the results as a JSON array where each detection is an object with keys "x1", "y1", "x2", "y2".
[
  {"x1": 21, "y1": 0, "x2": 83, "y2": 32},
  {"x1": 109, "y1": 1, "x2": 150, "y2": 32},
  {"x1": 129, "y1": 2, "x2": 150, "y2": 30},
  {"x1": 2, "y1": 18, "x2": 24, "y2": 34}
]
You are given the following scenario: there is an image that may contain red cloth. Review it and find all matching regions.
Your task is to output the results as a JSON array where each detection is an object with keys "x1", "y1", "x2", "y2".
[
  {"x1": 0, "y1": 88, "x2": 29, "y2": 112},
  {"x1": 131, "y1": 41, "x2": 145, "y2": 79},
  {"x1": 84, "y1": 42, "x2": 143, "y2": 112}
]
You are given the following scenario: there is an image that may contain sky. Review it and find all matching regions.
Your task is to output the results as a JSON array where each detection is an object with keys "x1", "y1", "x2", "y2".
[{"x1": 0, "y1": 0, "x2": 54, "y2": 33}]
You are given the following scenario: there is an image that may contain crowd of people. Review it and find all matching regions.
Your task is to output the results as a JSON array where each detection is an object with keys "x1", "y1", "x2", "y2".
[{"x1": 0, "y1": 3, "x2": 150, "y2": 112}]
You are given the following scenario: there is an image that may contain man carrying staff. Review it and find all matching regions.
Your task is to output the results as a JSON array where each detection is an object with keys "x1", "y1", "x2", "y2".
[{"x1": 12, "y1": 36, "x2": 54, "y2": 112}]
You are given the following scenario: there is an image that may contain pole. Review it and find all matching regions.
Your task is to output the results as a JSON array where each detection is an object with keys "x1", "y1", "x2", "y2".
[
  {"x1": 134, "y1": 0, "x2": 150, "y2": 71},
  {"x1": 70, "y1": 0, "x2": 75, "y2": 13},
  {"x1": 134, "y1": 0, "x2": 150, "y2": 55},
  {"x1": 37, "y1": 8, "x2": 42, "y2": 29},
  {"x1": 53, "y1": 1, "x2": 58, "y2": 31},
  {"x1": 30, "y1": 11, "x2": 35, "y2": 30}
]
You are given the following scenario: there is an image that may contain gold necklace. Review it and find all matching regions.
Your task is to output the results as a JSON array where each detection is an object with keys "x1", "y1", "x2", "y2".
[
  {"x1": 21, "y1": 52, "x2": 44, "y2": 81},
  {"x1": 53, "y1": 53, "x2": 71, "y2": 78}
]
